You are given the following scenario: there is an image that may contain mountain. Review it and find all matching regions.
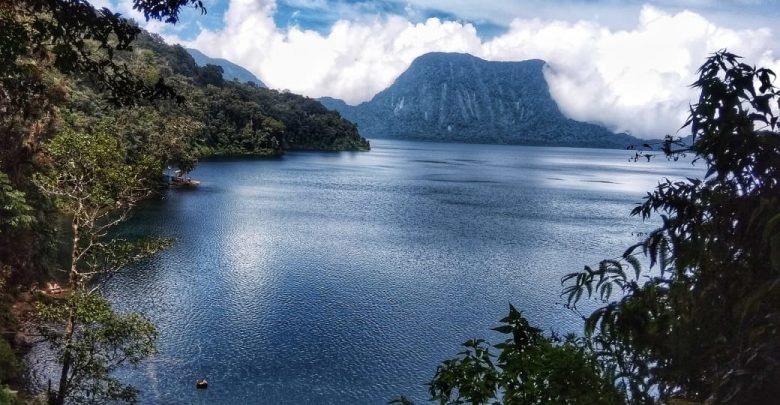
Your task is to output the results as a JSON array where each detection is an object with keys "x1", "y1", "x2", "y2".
[
  {"x1": 77, "y1": 31, "x2": 370, "y2": 158},
  {"x1": 320, "y1": 52, "x2": 640, "y2": 149},
  {"x1": 187, "y1": 48, "x2": 266, "y2": 87}
]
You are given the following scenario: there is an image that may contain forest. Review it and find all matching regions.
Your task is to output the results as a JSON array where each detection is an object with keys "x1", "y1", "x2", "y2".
[{"x1": 72, "y1": 29, "x2": 370, "y2": 162}]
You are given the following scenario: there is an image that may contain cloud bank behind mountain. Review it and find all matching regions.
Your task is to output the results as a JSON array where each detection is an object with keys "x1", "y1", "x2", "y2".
[{"x1": 148, "y1": 0, "x2": 778, "y2": 138}]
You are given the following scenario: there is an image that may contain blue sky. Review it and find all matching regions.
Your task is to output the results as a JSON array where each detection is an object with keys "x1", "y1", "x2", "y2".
[
  {"x1": 117, "y1": 0, "x2": 780, "y2": 41},
  {"x1": 119, "y1": 1, "x2": 509, "y2": 40},
  {"x1": 97, "y1": 0, "x2": 780, "y2": 138}
]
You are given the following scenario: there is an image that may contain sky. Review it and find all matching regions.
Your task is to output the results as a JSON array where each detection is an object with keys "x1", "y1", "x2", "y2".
[{"x1": 94, "y1": 0, "x2": 780, "y2": 138}]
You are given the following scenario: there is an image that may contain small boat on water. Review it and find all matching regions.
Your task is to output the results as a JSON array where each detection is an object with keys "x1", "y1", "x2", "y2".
[
  {"x1": 169, "y1": 169, "x2": 201, "y2": 188},
  {"x1": 170, "y1": 176, "x2": 201, "y2": 188},
  {"x1": 196, "y1": 379, "x2": 208, "y2": 389}
]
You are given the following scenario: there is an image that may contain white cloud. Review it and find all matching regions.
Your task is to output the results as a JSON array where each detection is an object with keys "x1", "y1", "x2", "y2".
[
  {"x1": 167, "y1": 0, "x2": 778, "y2": 138},
  {"x1": 482, "y1": 7, "x2": 780, "y2": 136},
  {"x1": 181, "y1": 0, "x2": 482, "y2": 102}
]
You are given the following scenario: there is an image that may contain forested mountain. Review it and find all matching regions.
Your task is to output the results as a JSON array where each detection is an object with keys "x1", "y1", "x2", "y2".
[
  {"x1": 67, "y1": 30, "x2": 369, "y2": 165},
  {"x1": 187, "y1": 48, "x2": 266, "y2": 87},
  {"x1": 320, "y1": 52, "x2": 639, "y2": 149}
]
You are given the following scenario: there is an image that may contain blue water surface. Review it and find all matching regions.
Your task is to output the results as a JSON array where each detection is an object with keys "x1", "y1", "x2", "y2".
[{"x1": 60, "y1": 140, "x2": 704, "y2": 403}]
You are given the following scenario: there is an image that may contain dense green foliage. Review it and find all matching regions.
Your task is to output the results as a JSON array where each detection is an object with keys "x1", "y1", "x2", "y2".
[
  {"x1": 34, "y1": 127, "x2": 172, "y2": 284},
  {"x1": 395, "y1": 305, "x2": 622, "y2": 405},
  {"x1": 36, "y1": 128, "x2": 157, "y2": 212},
  {"x1": 0, "y1": 386, "x2": 18, "y2": 405},
  {"x1": 0, "y1": 338, "x2": 21, "y2": 384},
  {"x1": 0, "y1": 0, "x2": 186, "y2": 110},
  {"x1": 561, "y1": 51, "x2": 780, "y2": 404},
  {"x1": 70, "y1": 30, "x2": 369, "y2": 161},
  {"x1": 0, "y1": 0, "x2": 180, "y2": 286},
  {"x1": 0, "y1": 273, "x2": 21, "y2": 393},
  {"x1": 0, "y1": 173, "x2": 34, "y2": 234},
  {"x1": 37, "y1": 293, "x2": 157, "y2": 405}
]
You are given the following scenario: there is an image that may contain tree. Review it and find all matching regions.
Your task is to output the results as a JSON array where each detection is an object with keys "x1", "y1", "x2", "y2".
[
  {"x1": 3, "y1": 0, "x2": 206, "y2": 98},
  {"x1": 195, "y1": 64, "x2": 225, "y2": 87},
  {"x1": 0, "y1": 173, "x2": 34, "y2": 234},
  {"x1": 34, "y1": 128, "x2": 170, "y2": 405},
  {"x1": 395, "y1": 305, "x2": 622, "y2": 405},
  {"x1": 0, "y1": 338, "x2": 22, "y2": 386},
  {"x1": 36, "y1": 293, "x2": 157, "y2": 405},
  {"x1": 562, "y1": 51, "x2": 780, "y2": 403}
]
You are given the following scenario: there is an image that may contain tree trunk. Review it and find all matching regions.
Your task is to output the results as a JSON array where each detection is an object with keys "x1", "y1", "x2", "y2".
[
  {"x1": 69, "y1": 218, "x2": 79, "y2": 287},
  {"x1": 54, "y1": 311, "x2": 74, "y2": 405},
  {"x1": 54, "y1": 218, "x2": 80, "y2": 405}
]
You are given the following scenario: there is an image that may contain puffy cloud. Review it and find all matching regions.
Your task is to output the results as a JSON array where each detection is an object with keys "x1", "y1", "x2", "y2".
[
  {"x1": 169, "y1": 1, "x2": 777, "y2": 138},
  {"x1": 182, "y1": 0, "x2": 481, "y2": 104},
  {"x1": 482, "y1": 7, "x2": 780, "y2": 135}
]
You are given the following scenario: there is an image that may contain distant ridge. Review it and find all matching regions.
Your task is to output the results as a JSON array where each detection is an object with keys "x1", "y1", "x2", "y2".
[
  {"x1": 320, "y1": 52, "x2": 641, "y2": 149},
  {"x1": 186, "y1": 48, "x2": 266, "y2": 87}
]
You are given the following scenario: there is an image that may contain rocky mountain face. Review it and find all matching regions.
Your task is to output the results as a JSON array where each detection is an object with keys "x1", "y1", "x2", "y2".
[
  {"x1": 187, "y1": 48, "x2": 266, "y2": 87},
  {"x1": 320, "y1": 53, "x2": 640, "y2": 149}
]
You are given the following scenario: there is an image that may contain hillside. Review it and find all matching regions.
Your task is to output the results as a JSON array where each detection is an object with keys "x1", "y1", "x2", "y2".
[
  {"x1": 66, "y1": 31, "x2": 369, "y2": 166},
  {"x1": 187, "y1": 48, "x2": 267, "y2": 87},
  {"x1": 320, "y1": 53, "x2": 639, "y2": 149}
]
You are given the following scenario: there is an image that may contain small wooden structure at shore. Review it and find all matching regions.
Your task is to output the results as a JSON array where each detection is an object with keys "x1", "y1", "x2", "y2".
[
  {"x1": 166, "y1": 169, "x2": 201, "y2": 188},
  {"x1": 40, "y1": 282, "x2": 71, "y2": 298},
  {"x1": 170, "y1": 175, "x2": 201, "y2": 188}
]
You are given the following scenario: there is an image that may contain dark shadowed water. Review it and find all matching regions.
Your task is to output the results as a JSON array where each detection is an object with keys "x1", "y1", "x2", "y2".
[{"x1": 31, "y1": 140, "x2": 702, "y2": 404}]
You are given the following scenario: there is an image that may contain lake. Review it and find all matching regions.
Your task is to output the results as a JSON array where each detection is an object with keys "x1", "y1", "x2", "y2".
[{"x1": 32, "y1": 139, "x2": 702, "y2": 403}]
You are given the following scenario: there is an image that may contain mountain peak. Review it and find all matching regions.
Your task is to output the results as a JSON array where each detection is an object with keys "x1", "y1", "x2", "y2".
[
  {"x1": 409, "y1": 52, "x2": 546, "y2": 69},
  {"x1": 392, "y1": 53, "x2": 549, "y2": 92},
  {"x1": 412, "y1": 52, "x2": 485, "y2": 63},
  {"x1": 186, "y1": 48, "x2": 266, "y2": 88},
  {"x1": 322, "y1": 53, "x2": 638, "y2": 149}
]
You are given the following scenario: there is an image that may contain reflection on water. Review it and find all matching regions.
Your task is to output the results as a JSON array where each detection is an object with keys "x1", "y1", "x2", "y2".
[{"x1": 30, "y1": 139, "x2": 703, "y2": 404}]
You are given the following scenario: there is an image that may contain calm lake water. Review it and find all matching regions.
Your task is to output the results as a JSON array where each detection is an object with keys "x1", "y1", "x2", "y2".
[{"x1": 34, "y1": 140, "x2": 702, "y2": 403}]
